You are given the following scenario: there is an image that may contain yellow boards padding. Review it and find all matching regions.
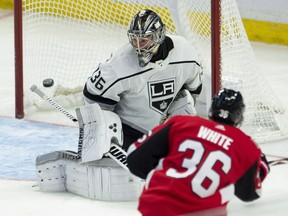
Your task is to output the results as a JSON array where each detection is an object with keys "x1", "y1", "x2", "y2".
[
  {"x1": 0, "y1": 0, "x2": 14, "y2": 10},
  {"x1": 243, "y1": 19, "x2": 288, "y2": 46},
  {"x1": 1, "y1": 0, "x2": 287, "y2": 46}
]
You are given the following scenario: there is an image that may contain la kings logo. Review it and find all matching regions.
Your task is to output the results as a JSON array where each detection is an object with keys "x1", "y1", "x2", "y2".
[{"x1": 148, "y1": 78, "x2": 175, "y2": 114}]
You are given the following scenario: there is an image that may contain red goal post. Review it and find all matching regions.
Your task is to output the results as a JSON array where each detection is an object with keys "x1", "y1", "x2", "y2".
[
  {"x1": 14, "y1": 0, "x2": 24, "y2": 119},
  {"x1": 14, "y1": 0, "x2": 288, "y2": 143}
]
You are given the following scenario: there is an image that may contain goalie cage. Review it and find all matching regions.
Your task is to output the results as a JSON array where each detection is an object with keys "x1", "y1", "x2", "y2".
[{"x1": 14, "y1": 0, "x2": 288, "y2": 143}]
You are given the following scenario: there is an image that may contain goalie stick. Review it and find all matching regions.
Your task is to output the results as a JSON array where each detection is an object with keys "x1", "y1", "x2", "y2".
[{"x1": 30, "y1": 84, "x2": 128, "y2": 170}]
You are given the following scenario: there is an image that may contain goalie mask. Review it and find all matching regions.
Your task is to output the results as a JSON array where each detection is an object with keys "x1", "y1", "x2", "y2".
[
  {"x1": 208, "y1": 88, "x2": 245, "y2": 127},
  {"x1": 127, "y1": 9, "x2": 166, "y2": 67}
]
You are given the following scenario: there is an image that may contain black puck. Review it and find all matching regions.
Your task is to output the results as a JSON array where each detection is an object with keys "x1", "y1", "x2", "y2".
[{"x1": 43, "y1": 78, "x2": 54, "y2": 87}]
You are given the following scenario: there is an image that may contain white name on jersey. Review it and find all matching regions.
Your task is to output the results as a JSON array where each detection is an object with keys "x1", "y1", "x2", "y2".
[{"x1": 197, "y1": 126, "x2": 233, "y2": 150}]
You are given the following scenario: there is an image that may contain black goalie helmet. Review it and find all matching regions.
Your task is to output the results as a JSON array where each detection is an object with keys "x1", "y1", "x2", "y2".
[
  {"x1": 208, "y1": 88, "x2": 245, "y2": 127},
  {"x1": 127, "y1": 9, "x2": 166, "y2": 67}
]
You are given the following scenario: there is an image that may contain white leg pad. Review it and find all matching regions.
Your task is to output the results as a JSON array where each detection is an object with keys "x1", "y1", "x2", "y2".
[
  {"x1": 36, "y1": 152, "x2": 143, "y2": 201},
  {"x1": 37, "y1": 161, "x2": 66, "y2": 191},
  {"x1": 66, "y1": 158, "x2": 144, "y2": 201},
  {"x1": 36, "y1": 151, "x2": 69, "y2": 192}
]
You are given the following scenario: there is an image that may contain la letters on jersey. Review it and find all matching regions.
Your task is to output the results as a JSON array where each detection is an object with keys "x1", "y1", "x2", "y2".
[
  {"x1": 197, "y1": 126, "x2": 233, "y2": 150},
  {"x1": 148, "y1": 78, "x2": 175, "y2": 114}
]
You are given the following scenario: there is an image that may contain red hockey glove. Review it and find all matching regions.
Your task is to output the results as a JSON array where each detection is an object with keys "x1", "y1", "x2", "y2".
[{"x1": 259, "y1": 153, "x2": 270, "y2": 182}]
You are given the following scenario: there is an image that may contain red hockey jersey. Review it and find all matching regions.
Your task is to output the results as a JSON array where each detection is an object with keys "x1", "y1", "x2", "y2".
[{"x1": 127, "y1": 115, "x2": 264, "y2": 216}]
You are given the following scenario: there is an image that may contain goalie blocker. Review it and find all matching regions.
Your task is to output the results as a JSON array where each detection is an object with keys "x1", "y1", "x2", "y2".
[
  {"x1": 35, "y1": 103, "x2": 143, "y2": 201},
  {"x1": 76, "y1": 103, "x2": 124, "y2": 162}
]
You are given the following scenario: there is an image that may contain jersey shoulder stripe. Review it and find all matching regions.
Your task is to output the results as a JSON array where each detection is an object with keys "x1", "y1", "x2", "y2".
[
  {"x1": 169, "y1": 60, "x2": 200, "y2": 66},
  {"x1": 100, "y1": 68, "x2": 153, "y2": 96}
]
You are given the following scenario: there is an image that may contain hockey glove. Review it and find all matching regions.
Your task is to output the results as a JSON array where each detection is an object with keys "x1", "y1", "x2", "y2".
[
  {"x1": 160, "y1": 89, "x2": 197, "y2": 124},
  {"x1": 259, "y1": 153, "x2": 270, "y2": 182}
]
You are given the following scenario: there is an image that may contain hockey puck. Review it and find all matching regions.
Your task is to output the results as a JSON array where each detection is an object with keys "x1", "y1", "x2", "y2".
[{"x1": 43, "y1": 78, "x2": 54, "y2": 87}]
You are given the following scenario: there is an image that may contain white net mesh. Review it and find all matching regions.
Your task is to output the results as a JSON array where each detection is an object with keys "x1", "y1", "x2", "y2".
[{"x1": 22, "y1": 0, "x2": 288, "y2": 142}]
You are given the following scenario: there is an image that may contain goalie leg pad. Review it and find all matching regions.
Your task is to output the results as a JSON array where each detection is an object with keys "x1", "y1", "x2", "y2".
[
  {"x1": 65, "y1": 158, "x2": 143, "y2": 201},
  {"x1": 37, "y1": 154, "x2": 143, "y2": 201},
  {"x1": 76, "y1": 103, "x2": 123, "y2": 162},
  {"x1": 37, "y1": 149, "x2": 143, "y2": 201},
  {"x1": 36, "y1": 151, "x2": 69, "y2": 192}
]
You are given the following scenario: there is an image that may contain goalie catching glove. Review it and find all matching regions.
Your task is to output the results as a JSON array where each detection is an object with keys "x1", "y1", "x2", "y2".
[{"x1": 160, "y1": 89, "x2": 197, "y2": 124}]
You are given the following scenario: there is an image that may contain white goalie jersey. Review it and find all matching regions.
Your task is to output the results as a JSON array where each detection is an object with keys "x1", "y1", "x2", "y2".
[{"x1": 84, "y1": 35, "x2": 203, "y2": 133}]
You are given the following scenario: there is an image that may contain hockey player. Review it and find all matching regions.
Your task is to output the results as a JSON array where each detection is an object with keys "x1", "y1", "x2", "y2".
[
  {"x1": 35, "y1": 9, "x2": 202, "y2": 202},
  {"x1": 127, "y1": 88, "x2": 270, "y2": 216},
  {"x1": 83, "y1": 9, "x2": 203, "y2": 152}
]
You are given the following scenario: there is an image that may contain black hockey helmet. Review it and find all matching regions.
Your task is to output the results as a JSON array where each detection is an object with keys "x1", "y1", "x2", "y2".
[
  {"x1": 127, "y1": 9, "x2": 166, "y2": 67},
  {"x1": 208, "y1": 88, "x2": 245, "y2": 127}
]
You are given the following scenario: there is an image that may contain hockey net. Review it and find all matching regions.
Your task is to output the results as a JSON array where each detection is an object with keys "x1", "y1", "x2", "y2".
[{"x1": 17, "y1": 0, "x2": 288, "y2": 143}]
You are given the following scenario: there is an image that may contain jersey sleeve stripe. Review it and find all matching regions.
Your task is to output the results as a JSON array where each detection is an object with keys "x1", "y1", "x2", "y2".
[{"x1": 83, "y1": 84, "x2": 117, "y2": 105}]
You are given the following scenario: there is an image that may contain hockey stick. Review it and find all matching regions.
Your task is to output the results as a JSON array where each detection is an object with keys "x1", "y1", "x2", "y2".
[
  {"x1": 268, "y1": 158, "x2": 288, "y2": 166},
  {"x1": 30, "y1": 84, "x2": 128, "y2": 170},
  {"x1": 30, "y1": 85, "x2": 78, "y2": 122}
]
